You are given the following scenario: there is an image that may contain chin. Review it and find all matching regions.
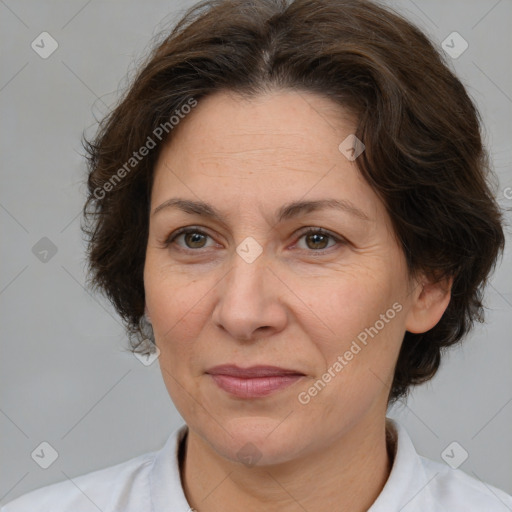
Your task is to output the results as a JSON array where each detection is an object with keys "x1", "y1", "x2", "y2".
[{"x1": 197, "y1": 415, "x2": 310, "y2": 467}]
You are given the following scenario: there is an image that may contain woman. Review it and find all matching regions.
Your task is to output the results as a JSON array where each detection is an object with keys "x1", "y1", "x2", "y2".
[{"x1": 3, "y1": 0, "x2": 510, "y2": 510}]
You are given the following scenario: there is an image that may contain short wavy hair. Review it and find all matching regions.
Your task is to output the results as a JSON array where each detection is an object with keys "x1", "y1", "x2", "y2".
[{"x1": 82, "y1": 0, "x2": 505, "y2": 403}]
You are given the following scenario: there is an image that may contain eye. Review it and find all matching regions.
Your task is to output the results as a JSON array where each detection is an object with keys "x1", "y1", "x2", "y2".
[
  {"x1": 165, "y1": 227, "x2": 215, "y2": 250},
  {"x1": 294, "y1": 228, "x2": 344, "y2": 252},
  {"x1": 164, "y1": 226, "x2": 345, "y2": 253}
]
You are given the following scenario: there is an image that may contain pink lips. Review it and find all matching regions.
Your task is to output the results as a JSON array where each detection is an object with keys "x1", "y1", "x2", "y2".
[{"x1": 206, "y1": 365, "x2": 305, "y2": 398}]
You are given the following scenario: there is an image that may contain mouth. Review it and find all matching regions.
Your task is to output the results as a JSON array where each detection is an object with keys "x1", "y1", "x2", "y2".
[{"x1": 205, "y1": 365, "x2": 305, "y2": 398}]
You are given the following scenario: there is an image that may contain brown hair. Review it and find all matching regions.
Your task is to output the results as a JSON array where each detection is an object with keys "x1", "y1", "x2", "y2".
[{"x1": 82, "y1": 0, "x2": 505, "y2": 403}]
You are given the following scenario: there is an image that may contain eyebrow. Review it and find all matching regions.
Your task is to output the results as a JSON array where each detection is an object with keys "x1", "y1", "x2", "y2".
[{"x1": 152, "y1": 197, "x2": 370, "y2": 223}]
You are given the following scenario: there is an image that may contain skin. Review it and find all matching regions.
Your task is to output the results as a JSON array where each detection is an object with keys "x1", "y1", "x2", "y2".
[{"x1": 144, "y1": 89, "x2": 451, "y2": 512}]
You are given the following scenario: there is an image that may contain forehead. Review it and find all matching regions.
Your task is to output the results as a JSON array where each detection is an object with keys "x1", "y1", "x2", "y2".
[
  {"x1": 158, "y1": 89, "x2": 356, "y2": 164},
  {"x1": 170, "y1": 88, "x2": 355, "y2": 151},
  {"x1": 151, "y1": 89, "x2": 381, "y2": 221}
]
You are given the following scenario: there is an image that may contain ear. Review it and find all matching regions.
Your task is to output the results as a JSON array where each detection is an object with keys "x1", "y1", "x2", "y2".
[{"x1": 405, "y1": 274, "x2": 453, "y2": 334}]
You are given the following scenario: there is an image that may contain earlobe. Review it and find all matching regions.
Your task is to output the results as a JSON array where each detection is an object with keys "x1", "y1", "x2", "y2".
[
  {"x1": 405, "y1": 275, "x2": 453, "y2": 334},
  {"x1": 144, "y1": 305, "x2": 152, "y2": 323}
]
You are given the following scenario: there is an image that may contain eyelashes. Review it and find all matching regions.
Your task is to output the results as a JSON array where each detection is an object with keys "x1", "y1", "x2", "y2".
[
  {"x1": 164, "y1": 226, "x2": 347, "y2": 254},
  {"x1": 165, "y1": 228, "x2": 214, "y2": 250}
]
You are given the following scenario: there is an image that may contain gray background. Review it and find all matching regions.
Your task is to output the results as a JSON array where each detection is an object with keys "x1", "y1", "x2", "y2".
[{"x1": 1, "y1": 0, "x2": 511, "y2": 505}]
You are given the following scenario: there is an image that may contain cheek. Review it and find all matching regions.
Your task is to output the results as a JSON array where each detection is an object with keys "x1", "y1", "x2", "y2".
[
  {"x1": 144, "y1": 256, "x2": 212, "y2": 335},
  {"x1": 299, "y1": 262, "x2": 407, "y2": 397},
  {"x1": 143, "y1": 264, "x2": 211, "y2": 389},
  {"x1": 145, "y1": 265, "x2": 209, "y2": 415},
  {"x1": 295, "y1": 294, "x2": 404, "y2": 428},
  {"x1": 305, "y1": 265, "x2": 399, "y2": 342}
]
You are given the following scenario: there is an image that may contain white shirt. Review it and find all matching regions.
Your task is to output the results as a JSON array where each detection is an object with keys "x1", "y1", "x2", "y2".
[{"x1": 2, "y1": 419, "x2": 511, "y2": 511}]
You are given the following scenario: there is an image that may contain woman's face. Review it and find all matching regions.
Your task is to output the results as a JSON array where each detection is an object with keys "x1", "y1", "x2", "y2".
[{"x1": 144, "y1": 89, "x2": 421, "y2": 465}]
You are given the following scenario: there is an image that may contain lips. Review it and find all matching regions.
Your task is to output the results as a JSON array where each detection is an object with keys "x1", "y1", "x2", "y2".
[
  {"x1": 206, "y1": 365, "x2": 304, "y2": 378},
  {"x1": 206, "y1": 365, "x2": 305, "y2": 398}
]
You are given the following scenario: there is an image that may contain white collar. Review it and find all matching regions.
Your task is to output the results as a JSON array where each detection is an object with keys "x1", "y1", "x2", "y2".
[
  {"x1": 149, "y1": 423, "x2": 191, "y2": 511},
  {"x1": 369, "y1": 418, "x2": 436, "y2": 511},
  {"x1": 146, "y1": 418, "x2": 508, "y2": 511},
  {"x1": 148, "y1": 418, "x2": 434, "y2": 511}
]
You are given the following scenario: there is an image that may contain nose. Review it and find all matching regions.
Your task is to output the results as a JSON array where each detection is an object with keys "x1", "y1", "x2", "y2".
[{"x1": 211, "y1": 250, "x2": 288, "y2": 342}]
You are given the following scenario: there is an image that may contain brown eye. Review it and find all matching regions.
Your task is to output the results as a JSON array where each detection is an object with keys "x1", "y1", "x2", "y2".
[
  {"x1": 165, "y1": 228, "x2": 213, "y2": 250},
  {"x1": 305, "y1": 232, "x2": 330, "y2": 250},
  {"x1": 295, "y1": 228, "x2": 344, "y2": 252},
  {"x1": 183, "y1": 231, "x2": 208, "y2": 248}
]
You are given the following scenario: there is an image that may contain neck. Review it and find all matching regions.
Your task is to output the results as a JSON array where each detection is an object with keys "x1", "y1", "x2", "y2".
[{"x1": 180, "y1": 414, "x2": 393, "y2": 512}]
